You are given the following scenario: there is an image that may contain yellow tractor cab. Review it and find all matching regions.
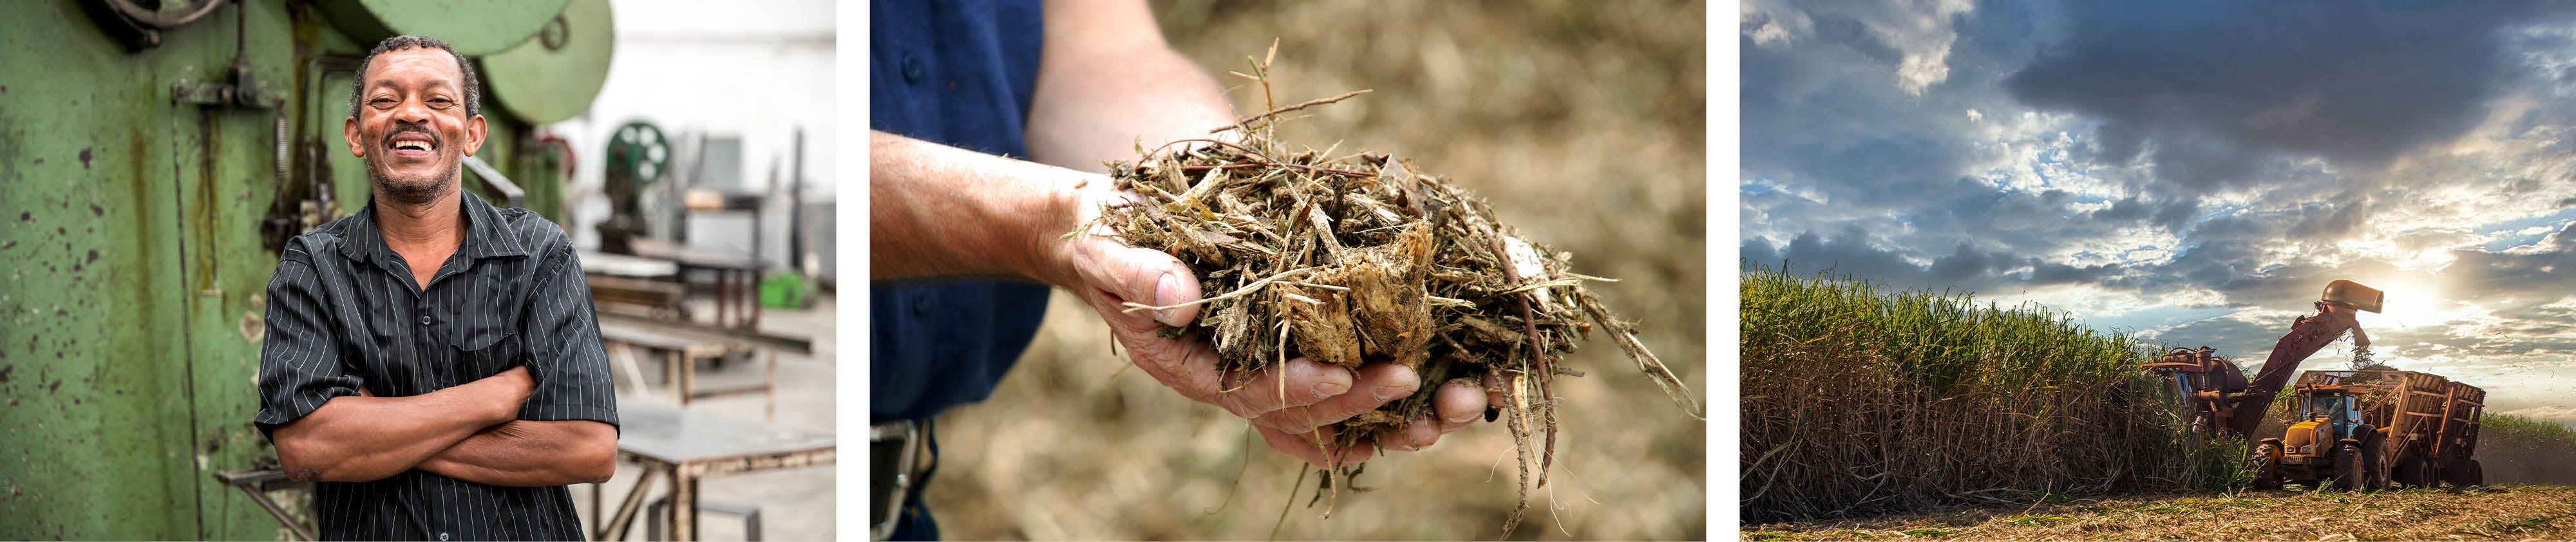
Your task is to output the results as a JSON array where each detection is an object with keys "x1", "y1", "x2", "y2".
[
  {"x1": 2283, "y1": 388, "x2": 2367, "y2": 458},
  {"x1": 2255, "y1": 379, "x2": 2387, "y2": 491}
]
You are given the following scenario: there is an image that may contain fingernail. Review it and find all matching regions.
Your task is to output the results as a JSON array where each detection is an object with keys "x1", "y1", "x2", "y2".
[
  {"x1": 1313, "y1": 380, "x2": 1348, "y2": 399},
  {"x1": 1374, "y1": 383, "x2": 1407, "y2": 402},
  {"x1": 1153, "y1": 272, "x2": 1184, "y2": 326},
  {"x1": 1447, "y1": 413, "x2": 1477, "y2": 424}
]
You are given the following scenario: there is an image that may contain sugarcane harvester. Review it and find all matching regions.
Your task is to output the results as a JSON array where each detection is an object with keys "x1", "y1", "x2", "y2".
[{"x1": 2148, "y1": 280, "x2": 2383, "y2": 440}]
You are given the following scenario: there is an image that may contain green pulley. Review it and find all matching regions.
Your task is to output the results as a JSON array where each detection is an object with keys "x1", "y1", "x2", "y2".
[{"x1": 606, "y1": 121, "x2": 670, "y2": 185}]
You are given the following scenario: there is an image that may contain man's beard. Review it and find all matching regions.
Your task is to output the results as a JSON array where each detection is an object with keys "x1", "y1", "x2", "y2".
[{"x1": 368, "y1": 134, "x2": 460, "y2": 206}]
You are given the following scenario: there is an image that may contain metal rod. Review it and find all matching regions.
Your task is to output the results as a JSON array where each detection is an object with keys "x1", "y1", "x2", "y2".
[
  {"x1": 232, "y1": 485, "x2": 316, "y2": 541},
  {"x1": 601, "y1": 466, "x2": 659, "y2": 542},
  {"x1": 789, "y1": 128, "x2": 805, "y2": 276},
  {"x1": 462, "y1": 156, "x2": 525, "y2": 209}
]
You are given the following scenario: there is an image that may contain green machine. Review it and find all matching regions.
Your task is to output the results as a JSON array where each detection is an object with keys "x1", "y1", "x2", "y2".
[{"x1": 0, "y1": 1, "x2": 612, "y2": 538}]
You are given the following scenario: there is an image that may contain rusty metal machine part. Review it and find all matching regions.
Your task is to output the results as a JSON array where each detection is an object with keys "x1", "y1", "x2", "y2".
[
  {"x1": 2321, "y1": 279, "x2": 2385, "y2": 314},
  {"x1": 310, "y1": 0, "x2": 570, "y2": 56},
  {"x1": 2152, "y1": 281, "x2": 2382, "y2": 440},
  {"x1": 2145, "y1": 346, "x2": 2253, "y2": 435},
  {"x1": 75, "y1": 0, "x2": 227, "y2": 50},
  {"x1": 2228, "y1": 281, "x2": 2380, "y2": 438},
  {"x1": 478, "y1": 0, "x2": 614, "y2": 125}
]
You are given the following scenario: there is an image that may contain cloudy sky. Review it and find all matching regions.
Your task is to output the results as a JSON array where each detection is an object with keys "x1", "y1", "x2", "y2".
[{"x1": 1739, "y1": 0, "x2": 2576, "y2": 425}]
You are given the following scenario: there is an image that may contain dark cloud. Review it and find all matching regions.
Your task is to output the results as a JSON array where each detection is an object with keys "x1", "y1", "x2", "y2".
[
  {"x1": 2441, "y1": 230, "x2": 2576, "y2": 310},
  {"x1": 1741, "y1": 227, "x2": 1926, "y2": 286},
  {"x1": 2024, "y1": 257, "x2": 2119, "y2": 285},
  {"x1": 2003, "y1": 1, "x2": 2576, "y2": 190},
  {"x1": 2141, "y1": 313, "x2": 2276, "y2": 351},
  {"x1": 1810, "y1": 13, "x2": 1906, "y2": 66},
  {"x1": 2084, "y1": 194, "x2": 2201, "y2": 232},
  {"x1": 2284, "y1": 200, "x2": 2369, "y2": 239},
  {"x1": 1741, "y1": 30, "x2": 1979, "y2": 208}
]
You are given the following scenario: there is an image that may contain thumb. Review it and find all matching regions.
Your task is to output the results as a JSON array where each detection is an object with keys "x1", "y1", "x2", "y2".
[{"x1": 1075, "y1": 240, "x2": 1204, "y2": 328}]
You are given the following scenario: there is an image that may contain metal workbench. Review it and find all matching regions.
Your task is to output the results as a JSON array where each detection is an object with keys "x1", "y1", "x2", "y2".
[{"x1": 592, "y1": 401, "x2": 835, "y2": 542}]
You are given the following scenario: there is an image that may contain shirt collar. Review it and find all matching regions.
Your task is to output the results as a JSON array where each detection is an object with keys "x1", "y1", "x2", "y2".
[{"x1": 336, "y1": 189, "x2": 531, "y2": 265}]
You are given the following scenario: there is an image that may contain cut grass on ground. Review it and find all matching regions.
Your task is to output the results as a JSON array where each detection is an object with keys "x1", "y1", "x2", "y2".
[{"x1": 1742, "y1": 485, "x2": 2576, "y2": 541}]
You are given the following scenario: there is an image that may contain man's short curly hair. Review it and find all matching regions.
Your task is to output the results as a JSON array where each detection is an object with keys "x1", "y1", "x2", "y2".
[{"x1": 348, "y1": 35, "x2": 482, "y2": 119}]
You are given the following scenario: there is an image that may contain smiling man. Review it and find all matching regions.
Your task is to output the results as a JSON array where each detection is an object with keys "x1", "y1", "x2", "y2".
[{"x1": 252, "y1": 35, "x2": 617, "y2": 541}]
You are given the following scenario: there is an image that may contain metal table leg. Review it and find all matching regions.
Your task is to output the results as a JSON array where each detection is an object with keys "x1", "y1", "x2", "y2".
[
  {"x1": 679, "y1": 349, "x2": 697, "y2": 407},
  {"x1": 589, "y1": 481, "x2": 602, "y2": 538},
  {"x1": 668, "y1": 464, "x2": 700, "y2": 542},
  {"x1": 598, "y1": 465, "x2": 661, "y2": 542},
  {"x1": 747, "y1": 268, "x2": 762, "y2": 330}
]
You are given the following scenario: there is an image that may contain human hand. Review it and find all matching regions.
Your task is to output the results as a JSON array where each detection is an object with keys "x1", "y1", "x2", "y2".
[
  {"x1": 1041, "y1": 184, "x2": 1492, "y2": 467},
  {"x1": 468, "y1": 366, "x2": 536, "y2": 422}
]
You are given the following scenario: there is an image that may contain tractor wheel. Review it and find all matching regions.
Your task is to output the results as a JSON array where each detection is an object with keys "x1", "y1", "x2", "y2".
[
  {"x1": 2393, "y1": 457, "x2": 2429, "y2": 489},
  {"x1": 2443, "y1": 460, "x2": 2470, "y2": 487},
  {"x1": 2361, "y1": 431, "x2": 2389, "y2": 491},
  {"x1": 2334, "y1": 443, "x2": 2364, "y2": 491},
  {"x1": 2251, "y1": 443, "x2": 2284, "y2": 490}
]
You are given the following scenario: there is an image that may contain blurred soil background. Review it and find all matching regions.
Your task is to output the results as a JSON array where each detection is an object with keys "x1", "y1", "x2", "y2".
[{"x1": 920, "y1": 1, "x2": 1708, "y2": 539}]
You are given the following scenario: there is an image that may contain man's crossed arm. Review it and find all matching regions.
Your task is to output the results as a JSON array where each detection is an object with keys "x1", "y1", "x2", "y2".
[{"x1": 269, "y1": 366, "x2": 616, "y2": 487}]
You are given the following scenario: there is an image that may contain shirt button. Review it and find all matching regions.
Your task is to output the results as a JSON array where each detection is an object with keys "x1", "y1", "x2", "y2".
[
  {"x1": 911, "y1": 294, "x2": 932, "y2": 316},
  {"x1": 419, "y1": 314, "x2": 433, "y2": 326},
  {"x1": 901, "y1": 52, "x2": 925, "y2": 82},
  {"x1": 438, "y1": 533, "x2": 450, "y2": 541}
]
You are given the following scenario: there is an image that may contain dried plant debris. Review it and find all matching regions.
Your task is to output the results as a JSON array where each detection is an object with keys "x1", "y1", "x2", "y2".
[{"x1": 1087, "y1": 60, "x2": 1698, "y2": 536}]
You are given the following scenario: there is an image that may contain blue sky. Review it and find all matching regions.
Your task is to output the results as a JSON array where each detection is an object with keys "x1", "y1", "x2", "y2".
[{"x1": 1741, "y1": 0, "x2": 2576, "y2": 425}]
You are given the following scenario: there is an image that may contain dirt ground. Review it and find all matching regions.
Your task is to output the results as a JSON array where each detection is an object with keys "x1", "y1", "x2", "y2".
[
  {"x1": 920, "y1": 1, "x2": 1707, "y2": 539},
  {"x1": 1743, "y1": 485, "x2": 2576, "y2": 541}
]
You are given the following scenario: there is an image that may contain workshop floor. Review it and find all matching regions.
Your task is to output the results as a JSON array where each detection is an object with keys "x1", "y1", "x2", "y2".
[{"x1": 580, "y1": 293, "x2": 838, "y2": 541}]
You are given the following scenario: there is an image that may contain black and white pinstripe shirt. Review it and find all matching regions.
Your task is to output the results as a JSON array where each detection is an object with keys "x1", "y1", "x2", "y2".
[{"x1": 253, "y1": 191, "x2": 615, "y2": 541}]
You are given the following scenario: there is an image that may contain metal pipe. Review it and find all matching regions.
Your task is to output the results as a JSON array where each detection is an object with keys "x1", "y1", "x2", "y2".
[
  {"x1": 274, "y1": 114, "x2": 288, "y2": 183},
  {"x1": 462, "y1": 156, "x2": 526, "y2": 209},
  {"x1": 789, "y1": 128, "x2": 804, "y2": 274}
]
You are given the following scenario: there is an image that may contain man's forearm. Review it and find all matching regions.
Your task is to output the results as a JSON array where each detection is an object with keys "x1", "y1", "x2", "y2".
[
  {"x1": 270, "y1": 375, "x2": 522, "y2": 482},
  {"x1": 869, "y1": 131, "x2": 1094, "y2": 285},
  {"x1": 1027, "y1": 0, "x2": 1236, "y2": 172},
  {"x1": 416, "y1": 420, "x2": 618, "y2": 487}
]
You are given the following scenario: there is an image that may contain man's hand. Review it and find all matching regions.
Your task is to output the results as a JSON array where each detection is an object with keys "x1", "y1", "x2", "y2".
[
  {"x1": 873, "y1": 130, "x2": 1498, "y2": 467},
  {"x1": 1039, "y1": 189, "x2": 1493, "y2": 467},
  {"x1": 488, "y1": 365, "x2": 538, "y2": 410}
]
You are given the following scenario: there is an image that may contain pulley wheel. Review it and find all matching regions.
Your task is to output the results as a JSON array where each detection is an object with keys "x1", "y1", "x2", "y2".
[{"x1": 607, "y1": 122, "x2": 670, "y2": 185}]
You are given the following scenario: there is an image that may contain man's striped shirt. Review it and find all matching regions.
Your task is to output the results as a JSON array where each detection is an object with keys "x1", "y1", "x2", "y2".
[{"x1": 253, "y1": 191, "x2": 616, "y2": 541}]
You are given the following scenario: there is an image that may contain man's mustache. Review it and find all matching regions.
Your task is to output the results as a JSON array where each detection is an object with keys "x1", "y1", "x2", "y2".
[{"x1": 380, "y1": 122, "x2": 440, "y2": 150}]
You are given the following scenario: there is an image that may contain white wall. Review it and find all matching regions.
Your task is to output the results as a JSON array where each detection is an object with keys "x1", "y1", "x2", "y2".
[{"x1": 549, "y1": 0, "x2": 835, "y2": 275}]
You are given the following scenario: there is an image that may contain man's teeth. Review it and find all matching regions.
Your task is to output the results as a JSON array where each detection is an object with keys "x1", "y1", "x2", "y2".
[{"x1": 395, "y1": 142, "x2": 430, "y2": 151}]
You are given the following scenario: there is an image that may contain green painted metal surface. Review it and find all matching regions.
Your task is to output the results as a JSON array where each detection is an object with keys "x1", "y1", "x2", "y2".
[
  {"x1": 312, "y1": 0, "x2": 568, "y2": 56},
  {"x1": 481, "y1": 0, "x2": 614, "y2": 124},
  {"x1": 0, "y1": 1, "x2": 582, "y2": 538}
]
